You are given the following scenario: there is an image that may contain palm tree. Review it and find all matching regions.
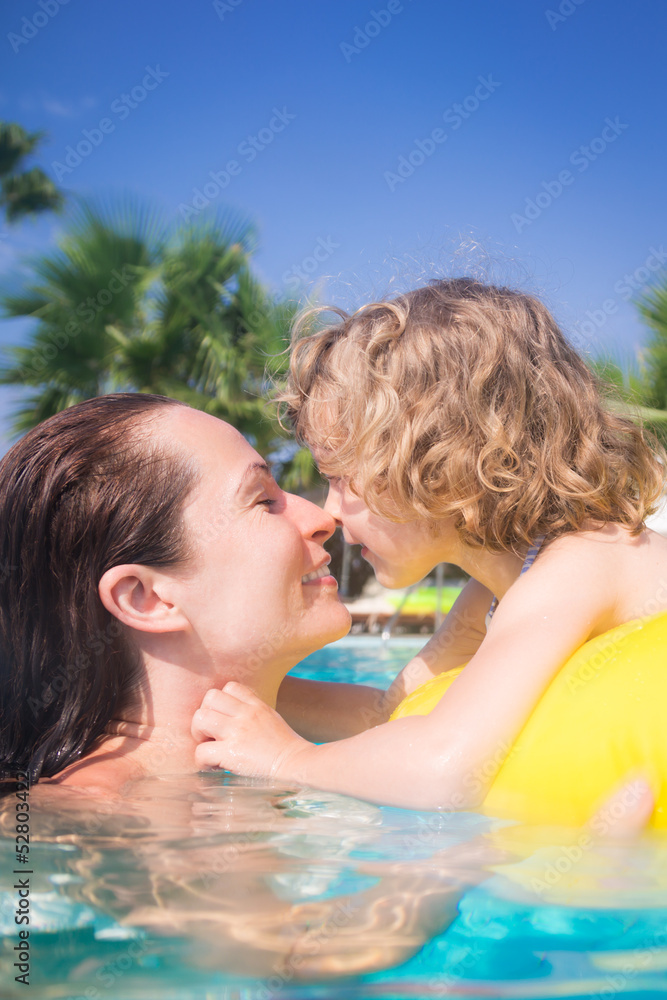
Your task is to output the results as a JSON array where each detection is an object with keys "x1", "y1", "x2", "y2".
[
  {"x1": 589, "y1": 278, "x2": 667, "y2": 449},
  {"x1": 0, "y1": 122, "x2": 64, "y2": 223},
  {"x1": 0, "y1": 201, "x2": 295, "y2": 456},
  {"x1": 638, "y1": 280, "x2": 667, "y2": 411},
  {"x1": 114, "y1": 218, "x2": 296, "y2": 451},
  {"x1": 0, "y1": 200, "x2": 164, "y2": 429}
]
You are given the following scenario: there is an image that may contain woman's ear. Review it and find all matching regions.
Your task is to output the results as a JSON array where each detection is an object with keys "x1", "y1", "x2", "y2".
[{"x1": 98, "y1": 565, "x2": 190, "y2": 634}]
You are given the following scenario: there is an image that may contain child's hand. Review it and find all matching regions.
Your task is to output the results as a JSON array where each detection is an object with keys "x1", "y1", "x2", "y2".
[
  {"x1": 590, "y1": 777, "x2": 655, "y2": 840},
  {"x1": 191, "y1": 682, "x2": 312, "y2": 780}
]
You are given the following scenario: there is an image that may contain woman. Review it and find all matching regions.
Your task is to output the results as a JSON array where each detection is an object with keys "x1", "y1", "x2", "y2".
[
  {"x1": 0, "y1": 392, "x2": 485, "y2": 981},
  {"x1": 0, "y1": 392, "x2": 350, "y2": 793}
]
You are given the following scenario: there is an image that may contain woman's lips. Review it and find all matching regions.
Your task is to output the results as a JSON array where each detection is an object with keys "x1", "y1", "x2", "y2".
[{"x1": 302, "y1": 574, "x2": 338, "y2": 588}]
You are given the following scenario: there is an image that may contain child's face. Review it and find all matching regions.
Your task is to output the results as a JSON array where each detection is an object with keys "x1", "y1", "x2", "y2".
[{"x1": 323, "y1": 477, "x2": 453, "y2": 589}]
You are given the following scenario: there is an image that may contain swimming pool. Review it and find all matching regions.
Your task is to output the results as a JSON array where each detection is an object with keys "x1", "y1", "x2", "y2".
[{"x1": 1, "y1": 637, "x2": 666, "y2": 999}]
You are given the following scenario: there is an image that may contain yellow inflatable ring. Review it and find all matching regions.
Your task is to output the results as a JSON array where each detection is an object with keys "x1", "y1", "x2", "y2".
[{"x1": 390, "y1": 611, "x2": 667, "y2": 828}]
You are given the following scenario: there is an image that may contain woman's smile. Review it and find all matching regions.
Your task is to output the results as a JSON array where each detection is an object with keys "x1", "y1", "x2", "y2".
[{"x1": 302, "y1": 560, "x2": 337, "y2": 586}]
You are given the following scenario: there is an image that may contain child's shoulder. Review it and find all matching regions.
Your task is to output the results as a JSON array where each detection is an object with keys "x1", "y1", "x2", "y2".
[
  {"x1": 539, "y1": 522, "x2": 667, "y2": 625},
  {"x1": 542, "y1": 521, "x2": 667, "y2": 560}
]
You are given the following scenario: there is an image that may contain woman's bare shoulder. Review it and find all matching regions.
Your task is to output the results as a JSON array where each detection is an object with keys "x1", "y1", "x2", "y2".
[{"x1": 37, "y1": 740, "x2": 144, "y2": 797}]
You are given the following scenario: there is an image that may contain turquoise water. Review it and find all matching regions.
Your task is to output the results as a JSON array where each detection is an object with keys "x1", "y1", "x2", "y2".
[{"x1": 1, "y1": 637, "x2": 666, "y2": 999}]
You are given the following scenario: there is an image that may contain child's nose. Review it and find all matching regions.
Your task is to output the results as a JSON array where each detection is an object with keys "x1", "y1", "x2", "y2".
[{"x1": 323, "y1": 485, "x2": 343, "y2": 526}]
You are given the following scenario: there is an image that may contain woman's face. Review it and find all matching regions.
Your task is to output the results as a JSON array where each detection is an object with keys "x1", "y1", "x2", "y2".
[
  {"x1": 323, "y1": 477, "x2": 454, "y2": 589},
  {"x1": 160, "y1": 408, "x2": 351, "y2": 684}
]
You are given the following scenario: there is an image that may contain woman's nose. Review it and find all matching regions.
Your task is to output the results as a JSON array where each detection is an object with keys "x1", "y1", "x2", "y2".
[{"x1": 290, "y1": 493, "x2": 336, "y2": 544}]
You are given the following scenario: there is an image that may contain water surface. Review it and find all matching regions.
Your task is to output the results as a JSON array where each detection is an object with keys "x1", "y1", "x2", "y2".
[{"x1": 1, "y1": 637, "x2": 665, "y2": 999}]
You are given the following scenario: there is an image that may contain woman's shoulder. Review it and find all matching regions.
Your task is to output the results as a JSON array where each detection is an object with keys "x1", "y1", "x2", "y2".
[{"x1": 37, "y1": 739, "x2": 145, "y2": 796}]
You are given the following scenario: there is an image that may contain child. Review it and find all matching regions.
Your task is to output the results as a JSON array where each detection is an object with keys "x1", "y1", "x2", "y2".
[{"x1": 191, "y1": 278, "x2": 667, "y2": 814}]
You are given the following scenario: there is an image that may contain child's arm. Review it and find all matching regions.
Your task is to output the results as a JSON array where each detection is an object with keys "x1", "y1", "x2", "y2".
[
  {"x1": 276, "y1": 676, "x2": 388, "y2": 741},
  {"x1": 380, "y1": 578, "x2": 491, "y2": 706},
  {"x1": 276, "y1": 579, "x2": 491, "y2": 741},
  {"x1": 193, "y1": 542, "x2": 610, "y2": 810}
]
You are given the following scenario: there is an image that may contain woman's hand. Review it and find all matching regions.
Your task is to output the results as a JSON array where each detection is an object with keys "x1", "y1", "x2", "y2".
[{"x1": 192, "y1": 682, "x2": 314, "y2": 780}]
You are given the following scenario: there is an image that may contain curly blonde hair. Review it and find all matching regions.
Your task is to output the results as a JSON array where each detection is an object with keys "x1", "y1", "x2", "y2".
[{"x1": 278, "y1": 278, "x2": 666, "y2": 554}]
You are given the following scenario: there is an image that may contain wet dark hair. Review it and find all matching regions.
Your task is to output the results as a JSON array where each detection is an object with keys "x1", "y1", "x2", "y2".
[{"x1": 0, "y1": 393, "x2": 199, "y2": 785}]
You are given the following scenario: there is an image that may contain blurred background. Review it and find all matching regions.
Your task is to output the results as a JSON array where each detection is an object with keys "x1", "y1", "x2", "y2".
[{"x1": 1, "y1": 0, "x2": 666, "y2": 617}]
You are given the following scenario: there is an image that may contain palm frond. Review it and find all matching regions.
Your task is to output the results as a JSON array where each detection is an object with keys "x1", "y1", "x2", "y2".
[
  {"x1": 636, "y1": 278, "x2": 667, "y2": 409},
  {"x1": 0, "y1": 168, "x2": 64, "y2": 221},
  {"x1": 0, "y1": 122, "x2": 44, "y2": 176},
  {"x1": 0, "y1": 196, "x2": 303, "y2": 480}
]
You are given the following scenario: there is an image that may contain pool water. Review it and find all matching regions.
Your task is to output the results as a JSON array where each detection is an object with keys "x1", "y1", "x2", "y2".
[{"x1": 1, "y1": 637, "x2": 666, "y2": 999}]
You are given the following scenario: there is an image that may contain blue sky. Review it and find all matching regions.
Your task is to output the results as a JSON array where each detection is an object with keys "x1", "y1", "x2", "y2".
[{"x1": 1, "y1": 0, "x2": 665, "y2": 450}]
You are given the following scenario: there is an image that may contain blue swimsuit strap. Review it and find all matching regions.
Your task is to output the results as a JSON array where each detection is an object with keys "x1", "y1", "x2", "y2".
[{"x1": 485, "y1": 534, "x2": 547, "y2": 627}]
